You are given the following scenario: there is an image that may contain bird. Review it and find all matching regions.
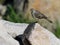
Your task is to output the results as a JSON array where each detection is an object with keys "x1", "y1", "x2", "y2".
[{"x1": 30, "y1": 8, "x2": 52, "y2": 23}]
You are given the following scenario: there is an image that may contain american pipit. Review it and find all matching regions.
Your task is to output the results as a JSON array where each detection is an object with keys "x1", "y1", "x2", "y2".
[{"x1": 30, "y1": 8, "x2": 52, "y2": 23}]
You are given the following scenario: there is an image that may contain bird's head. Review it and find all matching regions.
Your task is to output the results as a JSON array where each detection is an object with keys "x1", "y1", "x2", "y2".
[{"x1": 30, "y1": 8, "x2": 40, "y2": 16}]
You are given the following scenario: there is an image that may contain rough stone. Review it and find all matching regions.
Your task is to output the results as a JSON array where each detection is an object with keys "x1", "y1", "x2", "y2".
[
  {"x1": 0, "y1": 20, "x2": 28, "y2": 45},
  {"x1": 0, "y1": 20, "x2": 20, "y2": 45},
  {"x1": 25, "y1": 23, "x2": 60, "y2": 45}
]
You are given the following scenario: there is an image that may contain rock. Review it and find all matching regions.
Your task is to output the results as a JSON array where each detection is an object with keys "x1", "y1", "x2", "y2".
[
  {"x1": 0, "y1": 20, "x2": 19, "y2": 45},
  {"x1": 0, "y1": 31, "x2": 19, "y2": 45},
  {"x1": 0, "y1": 20, "x2": 28, "y2": 37},
  {"x1": 0, "y1": 19, "x2": 29, "y2": 45},
  {"x1": 17, "y1": 22, "x2": 60, "y2": 45},
  {"x1": 15, "y1": 22, "x2": 36, "y2": 45}
]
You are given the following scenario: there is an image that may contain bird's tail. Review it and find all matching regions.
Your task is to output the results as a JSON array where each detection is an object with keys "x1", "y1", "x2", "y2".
[{"x1": 45, "y1": 18, "x2": 53, "y2": 23}]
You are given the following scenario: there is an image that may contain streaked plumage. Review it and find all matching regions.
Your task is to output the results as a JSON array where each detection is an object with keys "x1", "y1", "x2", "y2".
[{"x1": 30, "y1": 8, "x2": 52, "y2": 23}]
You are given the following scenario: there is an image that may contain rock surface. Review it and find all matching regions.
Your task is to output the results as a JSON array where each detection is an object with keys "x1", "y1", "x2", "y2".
[
  {"x1": 0, "y1": 20, "x2": 19, "y2": 45},
  {"x1": 0, "y1": 20, "x2": 60, "y2": 45},
  {"x1": 27, "y1": 23, "x2": 60, "y2": 45},
  {"x1": 0, "y1": 20, "x2": 28, "y2": 37},
  {"x1": 0, "y1": 20, "x2": 28, "y2": 45}
]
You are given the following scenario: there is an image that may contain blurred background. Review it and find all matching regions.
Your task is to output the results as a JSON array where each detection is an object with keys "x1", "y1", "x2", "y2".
[{"x1": 0, "y1": 0, "x2": 60, "y2": 38}]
